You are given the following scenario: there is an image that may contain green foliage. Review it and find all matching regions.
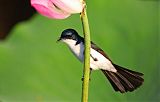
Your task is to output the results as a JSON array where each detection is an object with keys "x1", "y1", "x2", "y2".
[{"x1": 0, "y1": 0, "x2": 159, "y2": 102}]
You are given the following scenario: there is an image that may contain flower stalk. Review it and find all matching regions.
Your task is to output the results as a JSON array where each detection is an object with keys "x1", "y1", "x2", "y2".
[{"x1": 80, "y1": 1, "x2": 91, "y2": 102}]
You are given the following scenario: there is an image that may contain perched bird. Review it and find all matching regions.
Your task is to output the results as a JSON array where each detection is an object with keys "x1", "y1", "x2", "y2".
[{"x1": 57, "y1": 28, "x2": 144, "y2": 93}]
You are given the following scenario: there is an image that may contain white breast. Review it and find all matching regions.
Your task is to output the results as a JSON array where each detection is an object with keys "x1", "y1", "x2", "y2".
[
  {"x1": 62, "y1": 39, "x2": 84, "y2": 62},
  {"x1": 62, "y1": 39, "x2": 117, "y2": 72}
]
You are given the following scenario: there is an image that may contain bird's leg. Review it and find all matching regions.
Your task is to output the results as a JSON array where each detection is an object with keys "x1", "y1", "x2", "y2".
[
  {"x1": 89, "y1": 68, "x2": 92, "y2": 80},
  {"x1": 81, "y1": 68, "x2": 92, "y2": 81}
]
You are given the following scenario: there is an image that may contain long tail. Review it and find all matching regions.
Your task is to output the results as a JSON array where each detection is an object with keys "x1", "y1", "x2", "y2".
[{"x1": 101, "y1": 64, "x2": 144, "y2": 93}]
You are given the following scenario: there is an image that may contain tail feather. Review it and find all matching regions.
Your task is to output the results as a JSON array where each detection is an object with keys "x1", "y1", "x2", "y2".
[
  {"x1": 105, "y1": 71, "x2": 126, "y2": 92},
  {"x1": 101, "y1": 64, "x2": 144, "y2": 93}
]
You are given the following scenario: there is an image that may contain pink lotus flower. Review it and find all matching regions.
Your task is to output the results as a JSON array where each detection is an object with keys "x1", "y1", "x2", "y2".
[{"x1": 31, "y1": 0, "x2": 83, "y2": 19}]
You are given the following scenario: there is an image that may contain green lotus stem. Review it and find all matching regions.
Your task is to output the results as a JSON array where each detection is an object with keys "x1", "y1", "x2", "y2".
[{"x1": 80, "y1": 2, "x2": 91, "y2": 102}]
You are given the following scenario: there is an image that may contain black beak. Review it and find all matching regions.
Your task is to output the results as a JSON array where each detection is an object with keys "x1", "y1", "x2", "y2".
[{"x1": 56, "y1": 37, "x2": 61, "y2": 43}]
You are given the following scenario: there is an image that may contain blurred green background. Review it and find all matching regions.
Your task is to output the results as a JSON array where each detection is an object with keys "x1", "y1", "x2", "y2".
[{"x1": 0, "y1": 0, "x2": 159, "y2": 102}]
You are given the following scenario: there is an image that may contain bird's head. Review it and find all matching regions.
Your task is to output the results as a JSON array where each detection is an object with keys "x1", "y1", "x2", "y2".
[{"x1": 57, "y1": 29, "x2": 82, "y2": 45}]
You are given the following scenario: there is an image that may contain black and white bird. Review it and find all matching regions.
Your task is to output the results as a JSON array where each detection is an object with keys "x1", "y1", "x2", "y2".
[{"x1": 57, "y1": 28, "x2": 144, "y2": 93}]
